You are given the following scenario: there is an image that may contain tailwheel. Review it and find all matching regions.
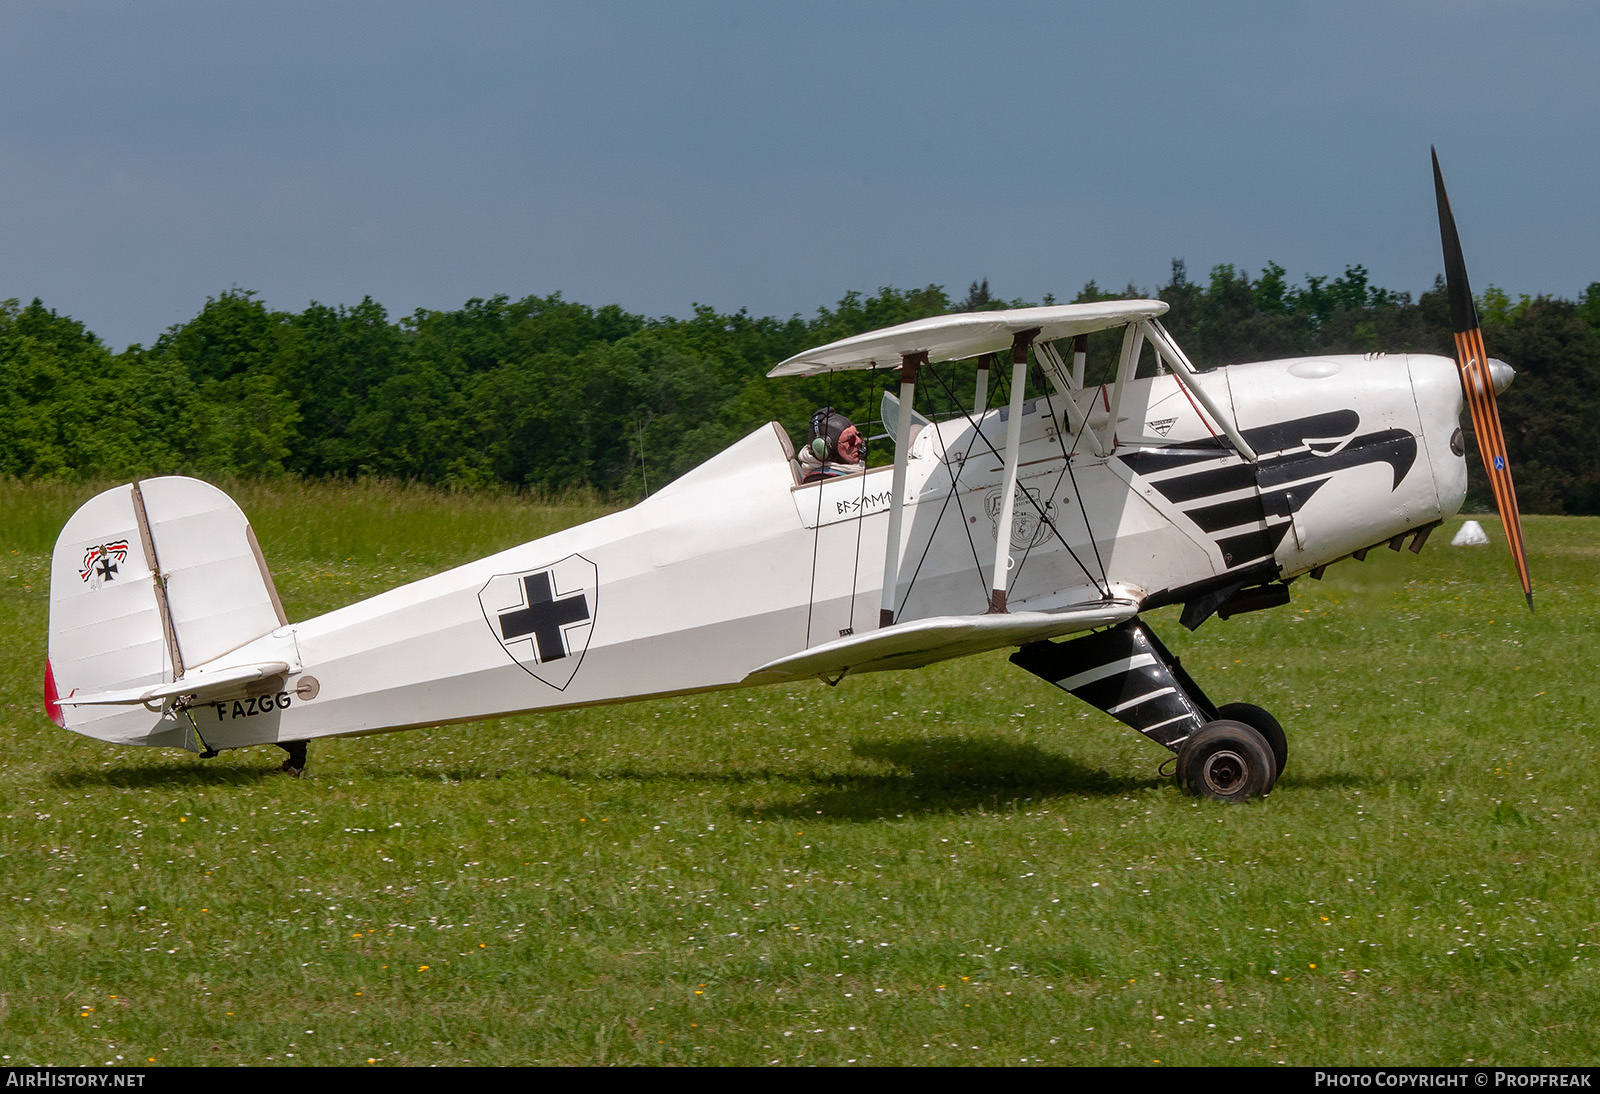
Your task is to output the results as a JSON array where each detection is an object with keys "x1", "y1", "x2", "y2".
[
  {"x1": 1176, "y1": 720, "x2": 1277, "y2": 803},
  {"x1": 1215, "y1": 702, "x2": 1287, "y2": 789}
]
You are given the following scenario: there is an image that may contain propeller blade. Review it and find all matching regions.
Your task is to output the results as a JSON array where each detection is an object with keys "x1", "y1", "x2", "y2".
[{"x1": 1432, "y1": 147, "x2": 1533, "y2": 610}]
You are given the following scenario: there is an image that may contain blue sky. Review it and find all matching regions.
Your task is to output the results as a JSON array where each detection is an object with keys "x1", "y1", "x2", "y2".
[{"x1": 3, "y1": 1, "x2": 1596, "y2": 350}]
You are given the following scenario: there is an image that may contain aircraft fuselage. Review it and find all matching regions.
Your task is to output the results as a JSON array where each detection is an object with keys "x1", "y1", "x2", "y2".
[{"x1": 50, "y1": 352, "x2": 1466, "y2": 753}]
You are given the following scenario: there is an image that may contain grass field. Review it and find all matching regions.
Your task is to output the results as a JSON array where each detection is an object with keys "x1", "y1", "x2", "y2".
[{"x1": 2, "y1": 478, "x2": 1597, "y2": 1066}]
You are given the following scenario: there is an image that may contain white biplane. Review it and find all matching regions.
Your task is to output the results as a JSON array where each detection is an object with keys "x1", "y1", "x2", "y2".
[{"x1": 41, "y1": 154, "x2": 1531, "y2": 801}]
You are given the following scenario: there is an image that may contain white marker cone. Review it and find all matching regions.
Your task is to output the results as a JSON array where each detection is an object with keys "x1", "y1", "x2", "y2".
[{"x1": 1451, "y1": 520, "x2": 1489, "y2": 546}]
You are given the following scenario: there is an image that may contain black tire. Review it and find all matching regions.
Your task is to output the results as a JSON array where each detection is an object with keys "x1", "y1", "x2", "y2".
[
  {"x1": 1176, "y1": 720, "x2": 1276, "y2": 803},
  {"x1": 1216, "y1": 702, "x2": 1287, "y2": 787}
]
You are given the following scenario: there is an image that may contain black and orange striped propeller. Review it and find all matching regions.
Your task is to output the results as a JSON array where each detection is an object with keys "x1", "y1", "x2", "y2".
[{"x1": 1432, "y1": 147, "x2": 1533, "y2": 610}]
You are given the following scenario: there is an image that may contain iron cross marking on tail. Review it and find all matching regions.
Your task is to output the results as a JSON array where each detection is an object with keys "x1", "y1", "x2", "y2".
[{"x1": 77, "y1": 540, "x2": 130, "y2": 588}]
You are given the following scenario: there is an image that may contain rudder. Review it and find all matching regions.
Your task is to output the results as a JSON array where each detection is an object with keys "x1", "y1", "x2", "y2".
[{"x1": 47, "y1": 477, "x2": 287, "y2": 744}]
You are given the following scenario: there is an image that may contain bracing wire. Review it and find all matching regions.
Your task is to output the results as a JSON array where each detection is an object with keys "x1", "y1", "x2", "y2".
[
  {"x1": 803, "y1": 366, "x2": 880, "y2": 642},
  {"x1": 1034, "y1": 351, "x2": 1111, "y2": 592},
  {"x1": 802, "y1": 365, "x2": 836, "y2": 647},
  {"x1": 893, "y1": 400, "x2": 989, "y2": 619},
  {"x1": 845, "y1": 368, "x2": 874, "y2": 634},
  {"x1": 920, "y1": 361, "x2": 1110, "y2": 599}
]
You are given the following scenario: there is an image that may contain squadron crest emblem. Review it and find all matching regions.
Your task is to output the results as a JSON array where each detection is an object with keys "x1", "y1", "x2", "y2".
[{"x1": 985, "y1": 485, "x2": 1054, "y2": 551}]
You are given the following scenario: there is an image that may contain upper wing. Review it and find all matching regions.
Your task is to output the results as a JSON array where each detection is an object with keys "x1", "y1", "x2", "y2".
[
  {"x1": 742, "y1": 601, "x2": 1138, "y2": 685},
  {"x1": 768, "y1": 301, "x2": 1169, "y2": 377}
]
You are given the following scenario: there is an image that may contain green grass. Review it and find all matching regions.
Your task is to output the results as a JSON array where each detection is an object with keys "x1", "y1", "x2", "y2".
[{"x1": 3, "y1": 479, "x2": 1597, "y2": 1066}]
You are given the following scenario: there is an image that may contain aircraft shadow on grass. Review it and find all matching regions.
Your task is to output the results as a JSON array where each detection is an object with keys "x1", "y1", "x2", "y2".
[
  {"x1": 50, "y1": 762, "x2": 277, "y2": 791},
  {"x1": 50, "y1": 739, "x2": 1382, "y2": 807},
  {"x1": 350, "y1": 735, "x2": 1163, "y2": 815},
  {"x1": 747, "y1": 736, "x2": 1165, "y2": 821},
  {"x1": 788, "y1": 741, "x2": 1384, "y2": 815}
]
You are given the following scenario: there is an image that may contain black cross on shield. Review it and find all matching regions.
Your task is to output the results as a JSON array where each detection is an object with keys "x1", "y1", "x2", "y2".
[
  {"x1": 478, "y1": 554, "x2": 598, "y2": 691},
  {"x1": 498, "y1": 571, "x2": 586, "y2": 661}
]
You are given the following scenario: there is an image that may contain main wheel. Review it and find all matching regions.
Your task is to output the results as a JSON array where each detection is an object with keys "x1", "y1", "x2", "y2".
[
  {"x1": 1176, "y1": 720, "x2": 1276, "y2": 802},
  {"x1": 1216, "y1": 702, "x2": 1287, "y2": 787}
]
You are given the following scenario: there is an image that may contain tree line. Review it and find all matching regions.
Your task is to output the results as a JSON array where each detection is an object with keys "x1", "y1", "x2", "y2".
[{"x1": 3, "y1": 265, "x2": 1598, "y2": 512}]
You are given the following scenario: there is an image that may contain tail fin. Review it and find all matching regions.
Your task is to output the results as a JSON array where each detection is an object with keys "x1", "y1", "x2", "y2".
[{"x1": 47, "y1": 477, "x2": 287, "y2": 744}]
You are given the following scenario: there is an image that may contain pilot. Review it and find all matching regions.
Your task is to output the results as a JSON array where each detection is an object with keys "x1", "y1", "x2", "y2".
[{"x1": 798, "y1": 407, "x2": 866, "y2": 483}]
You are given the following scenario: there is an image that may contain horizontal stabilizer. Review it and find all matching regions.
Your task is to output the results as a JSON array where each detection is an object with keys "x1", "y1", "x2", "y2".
[
  {"x1": 57, "y1": 661, "x2": 292, "y2": 708},
  {"x1": 743, "y1": 601, "x2": 1137, "y2": 684}
]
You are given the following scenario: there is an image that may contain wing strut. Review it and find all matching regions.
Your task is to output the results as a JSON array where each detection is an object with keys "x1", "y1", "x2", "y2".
[
  {"x1": 1139, "y1": 320, "x2": 1259, "y2": 462},
  {"x1": 1101, "y1": 324, "x2": 1144, "y2": 453},
  {"x1": 1035, "y1": 340, "x2": 1106, "y2": 456},
  {"x1": 879, "y1": 352, "x2": 926, "y2": 628},
  {"x1": 987, "y1": 329, "x2": 1040, "y2": 612}
]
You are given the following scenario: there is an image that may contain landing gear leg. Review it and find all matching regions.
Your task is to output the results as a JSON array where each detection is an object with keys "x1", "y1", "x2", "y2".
[
  {"x1": 1011, "y1": 617, "x2": 1283, "y2": 801},
  {"x1": 274, "y1": 740, "x2": 307, "y2": 777}
]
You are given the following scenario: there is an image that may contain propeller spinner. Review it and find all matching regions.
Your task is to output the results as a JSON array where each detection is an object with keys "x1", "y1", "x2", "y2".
[{"x1": 1432, "y1": 147, "x2": 1534, "y2": 610}]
